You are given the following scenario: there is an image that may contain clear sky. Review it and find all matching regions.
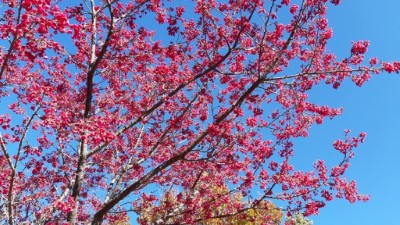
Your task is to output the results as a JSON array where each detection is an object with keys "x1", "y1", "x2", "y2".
[
  {"x1": 3, "y1": 1, "x2": 395, "y2": 224},
  {"x1": 300, "y1": 1, "x2": 400, "y2": 224},
  {"x1": 49, "y1": 1, "x2": 400, "y2": 224},
  {"x1": 132, "y1": 1, "x2": 400, "y2": 224}
]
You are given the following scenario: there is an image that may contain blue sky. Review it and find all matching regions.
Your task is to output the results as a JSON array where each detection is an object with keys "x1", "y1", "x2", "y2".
[
  {"x1": 124, "y1": 1, "x2": 400, "y2": 223},
  {"x1": 140, "y1": 1, "x2": 400, "y2": 223},
  {"x1": 301, "y1": 1, "x2": 400, "y2": 224},
  {"x1": 1, "y1": 1, "x2": 396, "y2": 224}
]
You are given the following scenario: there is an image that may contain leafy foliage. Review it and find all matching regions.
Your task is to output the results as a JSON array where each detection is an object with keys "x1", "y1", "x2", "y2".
[
  {"x1": 137, "y1": 180, "x2": 283, "y2": 224},
  {"x1": 287, "y1": 214, "x2": 313, "y2": 225}
]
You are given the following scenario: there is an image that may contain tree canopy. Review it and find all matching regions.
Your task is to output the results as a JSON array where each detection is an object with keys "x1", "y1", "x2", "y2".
[{"x1": 0, "y1": 0, "x2": 398, "y2": 224}]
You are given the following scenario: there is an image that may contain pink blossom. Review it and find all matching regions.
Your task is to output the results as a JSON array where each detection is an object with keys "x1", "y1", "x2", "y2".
[{"x1": 351, "y1": 40, "x2": 370, "y2": 55}]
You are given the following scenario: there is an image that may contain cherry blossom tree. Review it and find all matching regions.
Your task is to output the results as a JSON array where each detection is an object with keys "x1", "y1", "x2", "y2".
[{"x1": 0, "y1": 0, "x2": 398, "y2": 224}]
